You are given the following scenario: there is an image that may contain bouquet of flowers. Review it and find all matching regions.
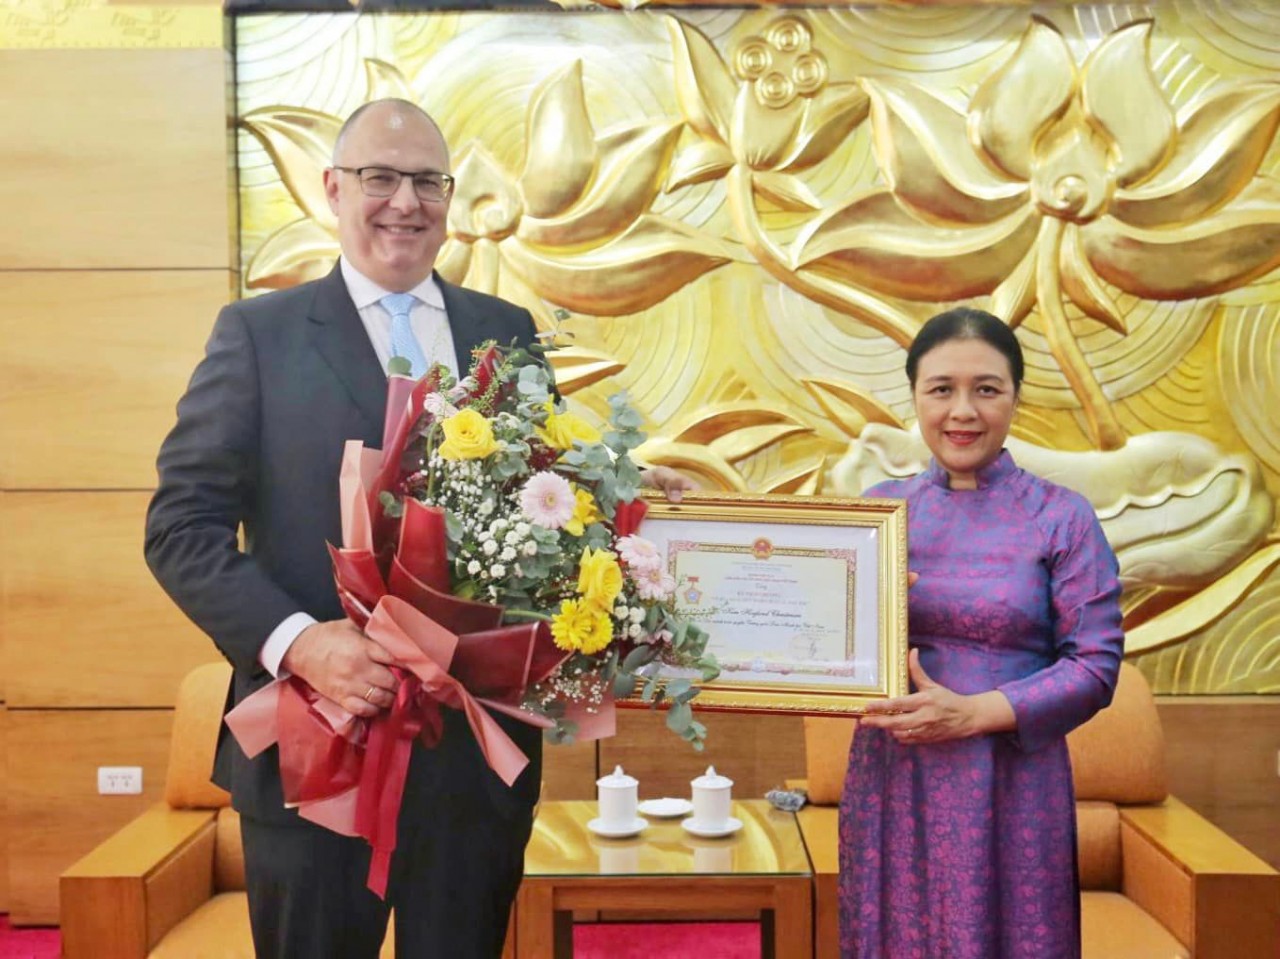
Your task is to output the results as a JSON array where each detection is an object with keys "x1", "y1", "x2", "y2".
[
  {"x1": 379, "y1": 338, "x2": 720, "y2": 743},
  {"x1": 226, "y1": 337, "x2": 717, "y2": 897}
]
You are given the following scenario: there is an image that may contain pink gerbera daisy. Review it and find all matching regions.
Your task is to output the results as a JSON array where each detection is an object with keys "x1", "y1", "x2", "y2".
[
  {"x1": 519, "y1": 471, "x2": 575, "y2": 529},
  {"x1": 631, "y1": 564, "x2": 676, "y2": 602},
  {"x1": 616, "y1": 534, "x2": 662, "y2": 571}
]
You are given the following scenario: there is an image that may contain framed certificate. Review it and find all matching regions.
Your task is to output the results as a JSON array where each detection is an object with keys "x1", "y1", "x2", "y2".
[{"x1": 636, "y1": 490, "x2": 909, "y2": 714}]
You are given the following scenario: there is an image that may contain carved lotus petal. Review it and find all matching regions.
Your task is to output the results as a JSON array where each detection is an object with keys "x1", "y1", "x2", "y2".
[
  {"x1": 666, "y1": 140, "x2": 736, "y2": 192},
  {"x1": 519, "y1": 61, "x2": 597, "y2": 219},
  {"x1": 668, "y1": 17, "x2": 736, "y2": 147},
  {"x1": 499, "y1": 214, "x2": 734, "y2": 315},
  {"x1": 1082, "y1": 177, "x2": 1280, "y2": 299},
  {"x1": 800, "y1": 378, "x2": 906, "y2": 439},
  {"x1": 968, "y1": 18, "x2": 1076, "y2": 183},
  {"x1": 732, "y1": 83, "x2": 803, "y2": 170},
  {"x1": 1080, "y1": 20, "x2": 1173, "y2": 189},
  {"x1": 780, "y1": 84, "x2": 869, "y2": 173},
  {"x1": 545, "y1": 346, "x2": 626, "y2": 395},
  {"x1": 830, "y1": 425, "x2": 1275, "y2": 593},
  {"x1": 1111, "y1": 83, "x2": 1280, "y2": 229},
  {"x1": 1059, "y1": 224, "x2": 1125, "y2": 332},
  {"x1": 753, "y1": 170, "x2": 821, "y2": 212},
  {"x1": 795, "y1": 194, "x2": 1040, "y2": 302},
  {"x1": 245, "y1": 218, "x2": 340, "y2": 290},
  {"x1": 449, "y1": 144, "x2": 523, "y2": 242},
  {"x1": 518, "y1": 120, "x2": 682, "y2": 250},
  {"x1": 241, "y1": 107, "x2": 341, "y2": 229},
  {"x1": 863, "y1": 76, "x2": 1025, "y2": 225}
]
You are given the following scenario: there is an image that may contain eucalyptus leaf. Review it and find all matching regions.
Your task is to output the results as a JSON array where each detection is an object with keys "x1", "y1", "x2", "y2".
[{"x1": 666, "y1": 701, "x2": 693, "y2": 734}]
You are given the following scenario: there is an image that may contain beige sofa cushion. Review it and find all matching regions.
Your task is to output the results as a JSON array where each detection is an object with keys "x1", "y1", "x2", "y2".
[
  {"x1": 166, "y1": 662, "x2": 233, "y2": 810},
  {"x1": 1075, "y1": 800, "x2": 1120, "y2": 891},
  {"x1": 1081, "y1": 891, "x2": 1189, "y2": 959}
]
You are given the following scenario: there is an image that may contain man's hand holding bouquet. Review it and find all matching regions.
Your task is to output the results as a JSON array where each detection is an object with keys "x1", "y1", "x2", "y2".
[{"x1": 224, "y1": 337, "x2": 718, "y2": 895}]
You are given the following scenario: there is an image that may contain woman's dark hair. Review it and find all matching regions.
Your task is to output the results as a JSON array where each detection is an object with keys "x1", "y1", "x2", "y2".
[{"x1": 905, "y1": 307, "x2": 1024, "y2": 390}]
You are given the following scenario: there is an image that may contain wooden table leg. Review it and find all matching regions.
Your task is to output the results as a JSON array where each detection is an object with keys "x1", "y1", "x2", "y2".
[
  {"x1": 516, "y1": 882, "x2": 556, "y2": 959},
  {"x1": 772, "y1": 881, "x2": 813, "y2": 959}
]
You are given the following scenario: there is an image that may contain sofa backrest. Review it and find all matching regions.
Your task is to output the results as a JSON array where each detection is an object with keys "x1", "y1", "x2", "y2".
[
  {"x1": 165, "y1": 660, "x2": 234, "y2": 810},
  {"x1": 802, "y1": 662, "x2": 1167, "y2": 807}
]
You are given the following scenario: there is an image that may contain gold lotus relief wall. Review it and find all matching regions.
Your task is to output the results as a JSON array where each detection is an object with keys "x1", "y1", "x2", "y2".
[{"x1": 235, "y1": 4, "x2": 1280, "y2": 693}]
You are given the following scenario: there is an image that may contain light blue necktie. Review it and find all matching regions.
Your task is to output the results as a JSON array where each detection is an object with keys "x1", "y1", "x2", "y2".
[{"x1": 381, "y1": 292, "x2": 429, "y2": 378}]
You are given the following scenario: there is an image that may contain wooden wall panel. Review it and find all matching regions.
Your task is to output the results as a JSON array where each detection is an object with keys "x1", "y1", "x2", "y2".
[
  {"x1": 2, "y1": 492, "x2": 219, "y2": 708},
  {"x1": 8, "y1": 709, "x2": 173, "y2": 925},
  {"x1": 600, "y1": 709, "x2": 805, "y2": 802},
  {"x1": 0, "y1": 49, "x2": 231, "y2": 269},
  {"x1": 541, "y1": 738, "x2": 597, "y2": 801},
  {"x1": 1157, "y1": 697, "x2": 1280, "y2": 870},
  {"x1": 0, "y1": 706, "x2": 8, "y2": 912},
  {"x1": 0, "y1": 270, "x2": 231, "y2": 489}
]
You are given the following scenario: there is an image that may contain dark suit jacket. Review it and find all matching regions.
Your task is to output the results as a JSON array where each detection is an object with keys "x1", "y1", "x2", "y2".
[{"x1": 145, "y1": 263, "x2": 543, "y2": 824}]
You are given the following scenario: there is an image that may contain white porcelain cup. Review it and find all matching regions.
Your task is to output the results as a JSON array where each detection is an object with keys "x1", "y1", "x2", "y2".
[
  {"x1": 690, "y1": 765, "x2": 733, "y2": 829},
  {"x1": 596, "y1": 765, "x2": 639, "y2": 828}
]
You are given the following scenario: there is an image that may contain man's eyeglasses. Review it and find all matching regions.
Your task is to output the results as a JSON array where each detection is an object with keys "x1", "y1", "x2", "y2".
[{"x1": 332, "y1": 166, "x2": 455, "y2": 203}]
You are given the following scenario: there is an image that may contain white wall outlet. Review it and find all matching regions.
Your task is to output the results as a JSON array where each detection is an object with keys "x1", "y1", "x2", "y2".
[{"x1": 98, "y1": 766, "x2": 143, "y2": 795}]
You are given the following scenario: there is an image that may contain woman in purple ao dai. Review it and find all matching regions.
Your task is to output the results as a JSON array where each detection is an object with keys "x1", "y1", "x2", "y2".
[{"x1": 838, "y1": 308, "x2": 1124, "y2": 959}]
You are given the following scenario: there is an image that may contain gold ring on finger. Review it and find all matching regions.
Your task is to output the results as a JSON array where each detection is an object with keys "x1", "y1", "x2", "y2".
[{"x1": 364, "y1": 685, "x2": 377, "y2": 703}]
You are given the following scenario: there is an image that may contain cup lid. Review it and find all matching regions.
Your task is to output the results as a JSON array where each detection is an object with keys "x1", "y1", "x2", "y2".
[
  {"x1": 691, "y1": 765, "x2": 733, "y2": 789},
  {"x1": 597, "y1": 764, "x2": 638, "y2": 788}
]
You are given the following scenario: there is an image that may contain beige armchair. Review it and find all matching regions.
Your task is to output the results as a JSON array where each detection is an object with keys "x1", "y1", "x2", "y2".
[
  {"x1": 795, "y1": 663, "x2": 1280, "y2": 959},
  {"x1": 60, "y1": 662, "x2": 410, "y2": 959}
]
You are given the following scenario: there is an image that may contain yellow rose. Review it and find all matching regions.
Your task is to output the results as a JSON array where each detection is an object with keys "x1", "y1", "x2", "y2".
[
  {"x1": 438, "y1": 408, "x2": 499, "y2": 460},
  {"x1": 539, "y1": 406, "x2": 602, "y2": 451},
  {"x1": 550, "y1": 598, "x2": 614, "y2": 655},
  {"x1": 564, "y1": 487, "x2": 604, "y2": 537},
  {"x1": 577, "y1": 547, "x2": 623, "y2": 612}
]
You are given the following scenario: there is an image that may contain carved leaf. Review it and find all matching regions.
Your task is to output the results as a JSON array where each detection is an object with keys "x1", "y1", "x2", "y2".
[
  {"x1": 241, "y1": 108, "x2": 341, "y2": 228},
  {"x1": 364, "y1": 58, "x2": 414, "y2": 101},
  {"x1": 764, "y1": 459, "x2": 827, "y2": 495},
  {"x1": 969, "y1": 17, "x2": 1076, "y2": 182},
  {"x1": 666, "y1": 140, "x2": 735, "y2": 192},
  {"x1": 667, "y1": 17, "x2": 736, "y2": 146},
  {"x1": 1081, "y1": 20, "x2": 1174, "y2": 189},
  {"x1": 1084, "y1": 178, "x2": 1280, "y2": 299},
  {"x1": 1059, "y1": 224, "x2": 1125, "y2": 333},
  {"x1": 1125, "y1": 544, "x2": 1280, "y2": 654},
  {"x1": 752, "y1": 170, "x2": 821, "y2": 212},
  {"x1": 518, "y1": 120, "x2": 682, "y2": 249},
  {"x1": 801, "y1": 379, "x2": 905, "y2": 438},
  {"x1": 795, "y1": 192, "x2": 1041, "y2": 302},
  {"x1": 1111, "y1": 83, "x2": 1280, "y2": 229},
  {"x1": 780, "y1": 84, "x2": 870, "y2": 172},
  {"x1": 862, "y1": 76, "x2": 1025, "y2": 224},
  {"x1": 435, "y1": 238, "x2": 472, "y2": 286},
  {"x1": 245, "y1": 218, "x2": 339, "y2": 290},
  {"x1": 989, "y1": 245, "x2": 1038, "y2": 328},
  {"x1": 545, "y1": 346, "x2": 626, "y2": 395},
  {"x1": 519, "y1": 61, "x2": 597, "y2": 219},
  {"x1": 500, "y1": 214, "x2": 735, "y2": 315},
  {"x1": 630, "y1": 438, "x2": 747, "y2": 492}
]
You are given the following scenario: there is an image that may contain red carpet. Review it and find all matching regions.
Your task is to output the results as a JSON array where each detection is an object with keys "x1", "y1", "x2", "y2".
[
  {"x1": 0, "y1": 916, "x2": 757, "y2": 958},
  {"x1": 0, "y1": 917, "x2": 59, "y2": 959},
  {"x1": 575, "y1": 921, "x2": 760, "y2": 958}
]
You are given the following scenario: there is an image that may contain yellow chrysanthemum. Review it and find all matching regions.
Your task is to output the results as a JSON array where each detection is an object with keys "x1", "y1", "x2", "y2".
[
  {"x1": 438, "y1": 408, "x2": 499, "y2": 460},
  {"x1": 564, "y1": 487, "x2": 604, "y2": 536},
  {"x1": 577, "y1": 547, "x2": 623, "y2": 612},
  {"x1": 550, "y1": 598, "x2": 614, "y2": 655},
  {"x1": 538, "y1": 403, "x2": 602, "y2": 451}
]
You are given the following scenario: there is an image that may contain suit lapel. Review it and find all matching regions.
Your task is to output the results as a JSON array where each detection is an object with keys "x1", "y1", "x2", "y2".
[{"x1": 307, "y1": 263, "x2": 386, "y2": 439}]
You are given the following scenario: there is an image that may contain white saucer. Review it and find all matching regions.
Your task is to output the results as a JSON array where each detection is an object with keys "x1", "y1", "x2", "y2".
[
  {"x1": 681, "y1": 816, "x2": 743, "y2": 838},
  {"x1": 638, "y1": 797, "x2": 693, "y2": 818},
  {"x1": 587, "y1": 816, "x2": 647, "y2": 839}
]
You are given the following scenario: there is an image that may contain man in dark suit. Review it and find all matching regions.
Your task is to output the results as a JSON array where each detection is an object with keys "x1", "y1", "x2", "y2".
[{"x1": 145, "y1": 98, "x2": 675, "y2": 958}]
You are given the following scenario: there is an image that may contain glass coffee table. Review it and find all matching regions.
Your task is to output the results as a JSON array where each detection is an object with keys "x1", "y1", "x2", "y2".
[{"x1": 516, "y1": 799, "x2": 813, "y2": 958}]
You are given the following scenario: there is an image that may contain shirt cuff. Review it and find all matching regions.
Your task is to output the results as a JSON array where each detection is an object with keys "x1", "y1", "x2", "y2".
[{"x1": 259, "y1": 611, "x2": 317, "y2": 678}]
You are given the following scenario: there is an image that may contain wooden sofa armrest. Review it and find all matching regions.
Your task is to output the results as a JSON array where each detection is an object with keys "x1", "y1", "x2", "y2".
[
  {"x1": 61, "y1": 804, "x2": 219, "y2": 959},
  {"x1": 1119, "y1": 797, "x2": 1280, "y2": 959}
]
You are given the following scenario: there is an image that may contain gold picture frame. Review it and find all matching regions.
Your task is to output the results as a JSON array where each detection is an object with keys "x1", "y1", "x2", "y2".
[{"x1": 635, "y1": 490, "x2": 909, "y2": 715}]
